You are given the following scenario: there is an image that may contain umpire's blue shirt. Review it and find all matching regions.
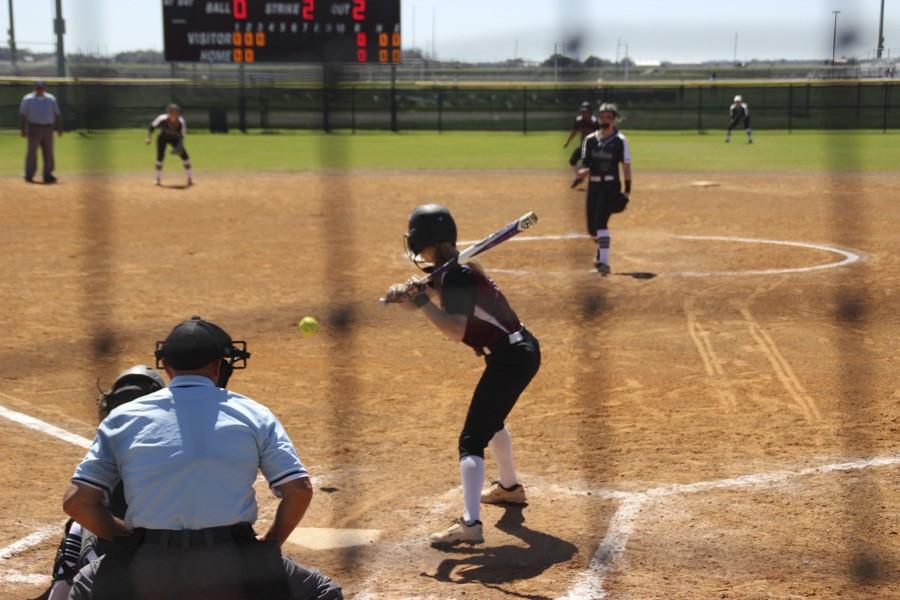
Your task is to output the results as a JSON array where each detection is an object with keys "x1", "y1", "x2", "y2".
[
  {"x1": 19, "y1": 92, "x2": 60, "y2": 125},
  {"x1": 72, "y1": 375, "x2": 308, "y2": 530}
]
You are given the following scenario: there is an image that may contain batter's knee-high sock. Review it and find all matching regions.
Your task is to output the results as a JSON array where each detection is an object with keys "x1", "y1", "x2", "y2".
[
  {"x1": 183, "y1": 160, "x2": 192, "y2": 180},
  {"x1": 155, "y1": 161, "x2": 162, "y2": 183},
  {"x1": 459, "y1": 455, "x2": 485, "y2": 525},
  {"x1": 488, "y1": 427, "x2": 518, "y2": 489},
  {"x1": 597, "y1": 229, "x2": 611, "y2": 265}
]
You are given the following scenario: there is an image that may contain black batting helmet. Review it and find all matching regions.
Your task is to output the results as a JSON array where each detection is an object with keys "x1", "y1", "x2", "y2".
[
  {"x1": 405, "y1": 204, "x2": 457, "y2": 255},
  {"x1": 404, "y1": 204, "x2": 458, "y2": 271},
  {"x1": 98, "y1": 364, "x2": 165, "y2": 420}
]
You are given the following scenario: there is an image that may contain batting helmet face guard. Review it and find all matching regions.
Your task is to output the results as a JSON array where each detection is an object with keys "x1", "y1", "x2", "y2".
[
  {"x1": 404, "y1": 204, "x2": 458, "y2": 270},
  {"x1": 155, "y1": 316, "x2": 250, "y2": 387},
  {"x1": 97, "y1": 364, "x2": 165, "y2": 421}
]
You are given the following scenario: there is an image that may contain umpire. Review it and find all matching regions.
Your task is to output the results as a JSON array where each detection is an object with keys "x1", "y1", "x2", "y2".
[
  {"x1": 19, "y1": 81, "x2": 63, "y2": 184},
  {"x1": 63, "y1": 316, "x2": 342, "y2": 600}
]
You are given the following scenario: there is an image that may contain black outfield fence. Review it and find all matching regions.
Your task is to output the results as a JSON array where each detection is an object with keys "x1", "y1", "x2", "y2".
[{"x1": 1, "y1": 80, "x2": 898, "y2": 132}]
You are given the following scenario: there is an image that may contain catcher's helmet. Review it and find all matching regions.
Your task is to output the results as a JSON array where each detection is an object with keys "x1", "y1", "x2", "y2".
[
  {"x1": 598, "y1": 102, "x2": 619, "y2": 116},
  {"x1": 98, "y1": 364, "x2": 165, "y2": 420},
  {"x1": 405, "y1": 204, "x2": 457, "y2": 257},
  {"x1": 155, "y1": 316, "x2": 250, "y2": 387}
]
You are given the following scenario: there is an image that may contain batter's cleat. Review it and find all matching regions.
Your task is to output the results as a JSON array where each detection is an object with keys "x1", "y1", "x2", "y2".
[
  {"x1": 481, "y1": 481, "x2": 527, "y2": 505},
  {"x1": 429, "y1": 518, "x2": 484, "y2": 547},
  {"x1": 43, "y1": 175, "x2": 58, "y2": 184},
  {"x1": 595, "y1": 262, "x2": 611, "y2": 276},
  {"x1": 187, "y1": 178, "x2": 194, "y2": 187}
]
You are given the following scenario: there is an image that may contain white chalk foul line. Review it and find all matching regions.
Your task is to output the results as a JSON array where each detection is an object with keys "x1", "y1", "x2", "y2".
[
  {"x1": 557, "y1": 452, "x2": 900, "y2": 600},
  {"x1": 0, "y1": 403, "x2": 92, "y2": 449}
]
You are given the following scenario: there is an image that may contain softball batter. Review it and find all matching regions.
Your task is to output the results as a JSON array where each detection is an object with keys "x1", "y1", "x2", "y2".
[
  {"x1": 145, "y1": 104, "x2": 193, "y2": 186},
  {"x1": 578, "y1": 102, "x2": 632, "y2": 275},
  {"x1": 385, "y1": 204, "x2": 541, "y2": 546}
]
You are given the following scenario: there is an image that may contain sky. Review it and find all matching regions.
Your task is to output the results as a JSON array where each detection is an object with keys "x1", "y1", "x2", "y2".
[{"x1": 1, "y1": 0, "x2": 898, "y2": 63}]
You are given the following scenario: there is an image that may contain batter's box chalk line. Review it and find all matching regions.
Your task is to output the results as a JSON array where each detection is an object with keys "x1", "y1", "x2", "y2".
[{"x1": 555, "y1": 452, "x2": 900, "y2": 600}]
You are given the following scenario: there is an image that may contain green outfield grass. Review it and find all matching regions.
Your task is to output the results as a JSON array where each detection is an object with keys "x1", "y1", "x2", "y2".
[{"x1": 0, "y1": 129, "x2": 896, "y2": 176}]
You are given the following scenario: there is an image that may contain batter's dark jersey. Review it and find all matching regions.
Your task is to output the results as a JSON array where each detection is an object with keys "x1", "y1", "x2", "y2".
[
  {"x1": 440, "y1": 265, "x2": 522, "y2": 350},
  {"x1": 149, "y1": 114, "x2": 187, "y2": 141},
  {"x1": 580, "y1": 129, "x2": 631, "y2": 182}
]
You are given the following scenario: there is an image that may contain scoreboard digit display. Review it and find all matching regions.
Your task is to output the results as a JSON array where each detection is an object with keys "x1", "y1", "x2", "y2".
[{"x1": 162, "y1": 0, "x2": 401, "y2": 64}]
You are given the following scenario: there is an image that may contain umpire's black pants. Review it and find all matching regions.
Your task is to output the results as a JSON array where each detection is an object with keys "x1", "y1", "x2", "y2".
[
  {"x1": 69, "y1": 547, "x2": 342, "y2": 600},
  {"x1": 459, "y1": 329, "x2": 541, "y2": 459}
]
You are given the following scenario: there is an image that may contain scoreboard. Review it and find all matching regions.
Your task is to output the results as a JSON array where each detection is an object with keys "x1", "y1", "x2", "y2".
[{"x1": 162, "y1": 0, "x2": 401, "y2": 64}]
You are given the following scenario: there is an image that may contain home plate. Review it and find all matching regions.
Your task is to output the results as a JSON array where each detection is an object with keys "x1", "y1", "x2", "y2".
[
  {"x1": 286, "y1": 528, "x2": 381, "y2": 550},
  {"x1": 690, "y1": 180, "x2": 721, "y2": 187}
]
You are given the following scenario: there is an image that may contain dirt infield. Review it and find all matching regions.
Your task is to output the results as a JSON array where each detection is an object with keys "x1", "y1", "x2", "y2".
[{"x1": 1, "y1": 169, "x2": 899, "y2": 599}]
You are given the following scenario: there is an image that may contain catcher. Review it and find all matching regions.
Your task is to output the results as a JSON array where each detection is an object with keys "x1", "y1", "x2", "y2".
[
  {"x1": 33, "y1": 366, "x2": 166, "y2": 600},
  {"x1": 384, "y1": 204, "x2": 541, "y2": 547},
  {"x1": 145, "y1": 104, "x2": 193, "y2": 187}
]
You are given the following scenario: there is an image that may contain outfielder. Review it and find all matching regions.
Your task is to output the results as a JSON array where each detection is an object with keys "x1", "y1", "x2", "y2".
[
  {"x1": 578, "y1": 103, "x2": 632, "y2": 275},
  {"x1": 385, "y1": 205, "x2": 541, "y2": 547},
  {"x1": 145, "y1": 104, "x2": 193, "y2": 186},
  {"x1": 726, "y1": 94, "x2": 752, "y2": 143},
  {"x1": 564, "y1": 101, "x2": 599, "y2": 189}
]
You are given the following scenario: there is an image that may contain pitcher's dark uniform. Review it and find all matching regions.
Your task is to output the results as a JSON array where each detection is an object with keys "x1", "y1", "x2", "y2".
[
  {"x1": 581, "y1": 128, "x2": 630, "y2": 234},
  {"x1": 580, "y1": 126, "x2": 631, "y2": 273}
]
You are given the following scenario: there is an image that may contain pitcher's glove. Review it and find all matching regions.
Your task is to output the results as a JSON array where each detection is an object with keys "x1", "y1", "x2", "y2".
[{"x1": 384, "y1": 277, "x2": 429, "y2": 306}]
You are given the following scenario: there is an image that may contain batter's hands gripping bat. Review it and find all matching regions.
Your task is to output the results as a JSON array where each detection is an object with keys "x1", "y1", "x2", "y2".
[{"x1": 380, "y1": 211, "x2": 538, "y2": 304}]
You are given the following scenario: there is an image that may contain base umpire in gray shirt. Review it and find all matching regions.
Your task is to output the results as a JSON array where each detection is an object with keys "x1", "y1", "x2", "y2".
[{"x1": 19, "y1": 80, "x2": 63, "y2": 184}]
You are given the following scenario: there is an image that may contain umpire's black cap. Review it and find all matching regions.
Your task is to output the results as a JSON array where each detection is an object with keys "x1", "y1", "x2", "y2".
[{"x1": 155, "y1": 316, "x2": 249, "y2": 370}]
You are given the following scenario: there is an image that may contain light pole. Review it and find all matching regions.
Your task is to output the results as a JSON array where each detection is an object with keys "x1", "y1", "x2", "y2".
[
  {"x1": 831, "y1": 10, "x2": 841, "y2": 66},
  {"x1": 876, "y1": 0, "x2": 886, "y2": 59},
  {"x1": 54, "y1": 0, "x2": 66, "y2": 77},
  {"x1": 7, "y1": 0, "x2": 17, "y2": 74}
]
